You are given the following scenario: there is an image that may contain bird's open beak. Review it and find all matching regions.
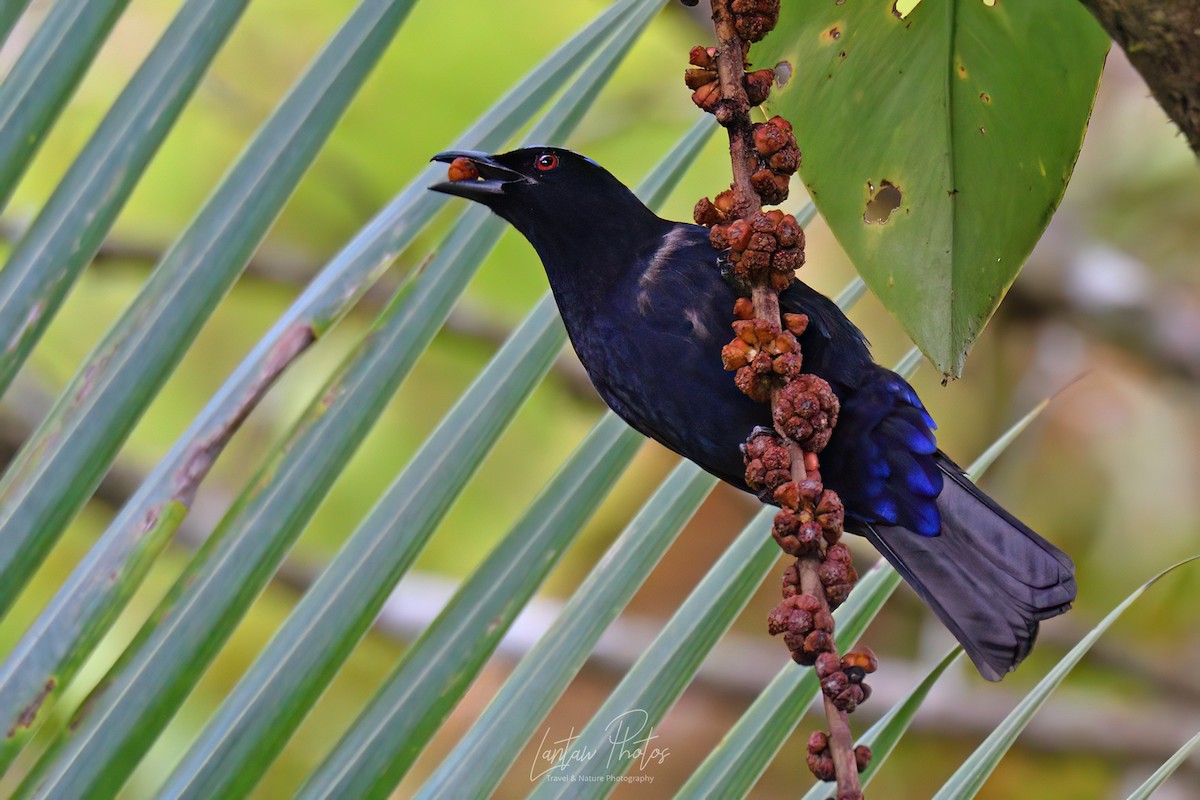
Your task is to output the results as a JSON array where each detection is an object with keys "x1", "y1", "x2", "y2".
[{"x1": 428, "y1": 150, "x2": 530, "y2": 200}]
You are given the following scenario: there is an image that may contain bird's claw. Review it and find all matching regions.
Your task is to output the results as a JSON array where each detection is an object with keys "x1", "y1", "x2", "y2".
[
  {"x1": 718, "y1": 253, "x2": 755, "y2": 296},
  {"x1": 739, "y1": 425, "x2": 780, "y2": 457}
]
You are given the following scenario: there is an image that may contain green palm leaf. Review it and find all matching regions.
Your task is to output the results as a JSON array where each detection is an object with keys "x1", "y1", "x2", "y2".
[
  {"x1": 159, "y1": 293, "x2": 569, "y2": 800},
  {"x1": 0, "y1": 0, "x2": 33, "y2": 48},
  {"x1": 415, "y1": 460, "x2": 717, "y2": 800},
  {"x1": 0, "y1": 0, "x2": 418, "y2": 627},
  {"x1": 0, "y1": 0, "x2": 640, "y2": 767},
  {"x1": 296, "y1": 414, "x2": 642, "y2": 800},
  {"x1": 1126, "y1": 729, "x2": 1200, "y2": 800},
  {"x1": 527, "y1": 507, "x2": 779, "y2": 797},
  {"x1": 0, "y1": 0, "x2": 132, "y2": 212},
  {"x1": 7, "y1": 3, "x2": 662, "y2": 795},
  {"x1": 157, "y1": 113, "x2": 711, "y2": 800},
  {"x1": 4, "y1": 0, "x2": 422, "y2": 791},
  {"x1": 0, "y1": 0, "x2": 250, "y2": 396},
  {"x1": 0, "y1": 3, "x2": 1168, "y2": 798},
  {"x1": 934, "y1": 556, "x2": 1200, "y2": 800}
]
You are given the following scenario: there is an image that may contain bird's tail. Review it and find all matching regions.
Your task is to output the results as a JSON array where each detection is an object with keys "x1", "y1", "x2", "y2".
[{"x1": 860, "y1": 456, "x2": 1076, "y2": 681}]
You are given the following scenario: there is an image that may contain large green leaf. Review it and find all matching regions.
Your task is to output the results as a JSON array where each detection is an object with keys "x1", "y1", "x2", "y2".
[
  {"x1": 295, "y1": 414, "x2": 643, "y2": 800},
  {"x1": 0, "y1": 0, "x2": 639, "y2": 771},
  {"x1": 0, "y1": 0, "x2": 250, "y2": 397},
  {"x1": 757, "y1": 0, "x2": 1109, "y2": 375},
  {"x1": 0, "y1": 0, "x2": 132, "y2": 213}
]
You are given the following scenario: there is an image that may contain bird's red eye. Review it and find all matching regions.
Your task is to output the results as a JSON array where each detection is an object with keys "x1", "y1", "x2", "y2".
[{"x1": 535, "y1": 153, "x2": 559, "y2": 171}]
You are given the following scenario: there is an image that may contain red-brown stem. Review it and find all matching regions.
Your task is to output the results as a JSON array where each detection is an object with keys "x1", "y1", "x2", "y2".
[
  {"x1": 751, "y1": 285, "x2": 780, "y2": 334},
  {"x1": 708, "y1": 1, "x2": 861, "y2": 796},
  {"x1": 709, "y1": 0, "x2": 761, "y2": 220},
  {"x1": 800, "y1": 559, "x2": 860, "y2": 798}
]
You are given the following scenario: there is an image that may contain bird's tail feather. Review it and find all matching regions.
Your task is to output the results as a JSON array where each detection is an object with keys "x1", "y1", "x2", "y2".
[{"x1": 860, "y1": 457, "x2": 1075, "y2": 681}]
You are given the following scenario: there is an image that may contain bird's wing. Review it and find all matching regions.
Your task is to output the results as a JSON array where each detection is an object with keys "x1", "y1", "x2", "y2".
[
  {"x1": 777, "y1": 280, "x2": 872, "y2": 376},
  {"x1": 822, "y1": 367, "x2": 944, "y2": 536},
  {"x1": 628, "y1": 225, "x2": 734, "y2": 346}
]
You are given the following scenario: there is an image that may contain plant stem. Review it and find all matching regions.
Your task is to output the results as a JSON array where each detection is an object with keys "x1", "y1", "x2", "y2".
[
  {"x1": 708, "y1": 0, "x2": 760, "y2": 218},
  {"x1": 706, "y1": 0, "x2": 862, "y2": 795},
  {"x1": 801, "y1": 557, "x2": 860, "y2": 799}
]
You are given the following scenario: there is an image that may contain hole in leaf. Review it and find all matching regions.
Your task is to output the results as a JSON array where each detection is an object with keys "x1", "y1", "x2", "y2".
[
  {"x1": 892, "y1": 0, "x2": 922, "y2": 18},
  {"x1": 864, "y1": 180, "x2": 902, "y2": 225},
  {"x1": 983, "y1": 0, "x2": 997, "y2": 6},
  {"x1": 821, "y1": 25, "x2": 843, "y2": 44}
]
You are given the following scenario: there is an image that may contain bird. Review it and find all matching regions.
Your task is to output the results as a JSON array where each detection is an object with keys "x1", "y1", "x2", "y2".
[{"x1": 429, "y1": 146, "x2": 1075, "y2": 681}]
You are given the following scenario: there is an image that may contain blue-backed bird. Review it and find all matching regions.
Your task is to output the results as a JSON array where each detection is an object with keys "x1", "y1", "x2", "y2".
[{"x1": 429, "y1": 147, "x2": 1074, "y2": 681}]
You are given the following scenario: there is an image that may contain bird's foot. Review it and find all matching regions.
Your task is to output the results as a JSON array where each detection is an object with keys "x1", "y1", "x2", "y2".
[{"x1": 718, "y1": 253, "x2": 756, "y2": 296}]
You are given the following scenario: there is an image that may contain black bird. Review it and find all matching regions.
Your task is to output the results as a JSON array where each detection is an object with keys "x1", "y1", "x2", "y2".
[{"x1": 430, "y1": 147, "x2": 1075, "y2": 681}]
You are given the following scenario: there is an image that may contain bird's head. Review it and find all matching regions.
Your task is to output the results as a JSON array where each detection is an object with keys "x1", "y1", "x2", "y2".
[{"x1": 429, "y1": 147, "x2": 666, "y2": 261}]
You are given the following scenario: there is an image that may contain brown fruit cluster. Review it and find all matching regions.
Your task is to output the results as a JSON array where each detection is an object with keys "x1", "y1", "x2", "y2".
[
  {"x1": 684, "y1": 45, "x2": 720, "y2": 112},
  {"x1": 842, "y1": 648, "x2": 880, "y2": 681},
  {"x1": 693, "y1": 187, "x2": 738, "y2": 228},
  {"x1": 809, "y1": 731, "x2": 872, "y2": 787},
  {"x1": 817, "y1": 648, "x2": 878, "y2": 714},
  {"x1": 771, "y1": 477, "x2": 838, "y2": 557},
  {"x1": 690, "y1": 191, "x2": 726, "y2": 232},
  {"x1": 733, "y1": 296, "x2": 755, "y2": 320},
  {"x1": 751, "y1": 116, "x2": 801, "y2": 204},
  {"x1": 721, "y1": 317, "x2": 800, "y2": 403},
  {"x1": 743, "y1": 68, "x2": 774, "y2": 106},
  {"x1": 704, "y1": 209, "x2": 805, "y2": 292},
  {"x1": 806, "y1": 731, "x2": 837, "y2": 782},
  {"x1": 689, "y1": 7, "x2": 867, "y2": 793},
  {"x1": 742, "y1": 428, "x2": 791, "y2": 502},
  {"x1": 768, "y1": 474, "x2": 854, "y2": 656},
  {"x1": 686, "y1": 43, "x2": 775, "y2": 116},
  {"x1": 767, "y1": 591, "x2": 833, "y2": 666},
  {"x1": 820, "y1": 542, "x2": 859, "y2": 608},
  {"x1": 731, "y1": 0, "x2": 781, "y2": 43},
  {"x1": 774, "y1": 373, "x2": 839, "y2": 452},
  {"x1": 773, "y1": 510, "x2": 822, "y2": 557}
]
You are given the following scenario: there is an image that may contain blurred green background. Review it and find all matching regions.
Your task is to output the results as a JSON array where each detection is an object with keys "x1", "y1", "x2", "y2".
[{"x1": 0, "y1": 0, "x2": 1197, "y2": 797}]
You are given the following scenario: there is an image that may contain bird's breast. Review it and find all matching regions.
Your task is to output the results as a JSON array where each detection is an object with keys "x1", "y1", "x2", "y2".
[{"x1": 560, "y1": 298, "x2": 769, "y2": 489}]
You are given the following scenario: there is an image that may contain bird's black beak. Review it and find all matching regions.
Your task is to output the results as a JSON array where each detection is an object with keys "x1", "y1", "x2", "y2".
[{"x1": 429, "y1": 150, "x2": 531, "y2": 201}]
